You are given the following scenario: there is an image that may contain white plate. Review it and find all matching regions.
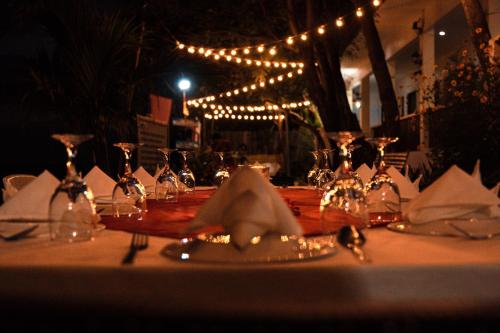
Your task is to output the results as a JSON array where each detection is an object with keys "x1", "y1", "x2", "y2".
[
  {"x1": 162, "y1": 233, "x2": 337, "y2": 264},
  {"x1": 387, "y1": 218, "x2": 500, "y2": 238}
]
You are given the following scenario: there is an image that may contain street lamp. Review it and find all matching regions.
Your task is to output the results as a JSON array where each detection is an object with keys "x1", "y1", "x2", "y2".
[{"x1": 178, "y1": 78, "x2": 191, "y2": 118}]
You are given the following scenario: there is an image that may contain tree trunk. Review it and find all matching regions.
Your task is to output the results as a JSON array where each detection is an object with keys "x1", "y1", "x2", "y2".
[
  {"x1": 460, "y1": 0, "x2": 491, "y2": 72},
  {"x1": 287, "y1": 0, "x2": 361, "y2": 133},
  {"x1": 353, "y1": 0, "x2": 400, "y2": 138}
]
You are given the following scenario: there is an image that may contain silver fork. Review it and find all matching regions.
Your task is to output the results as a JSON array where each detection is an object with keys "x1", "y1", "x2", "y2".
[{"x1": 122, "y1": 233, "x2": 149, "y2": 265}]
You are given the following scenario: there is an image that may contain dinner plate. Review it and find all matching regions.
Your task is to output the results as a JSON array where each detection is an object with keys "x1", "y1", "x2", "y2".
[
  {"x1": 162, "y1": 233, "x2": 338, "y2": 264},
  {"x1": 387, "y1": 218, "x2": 500, "y2": 238}
]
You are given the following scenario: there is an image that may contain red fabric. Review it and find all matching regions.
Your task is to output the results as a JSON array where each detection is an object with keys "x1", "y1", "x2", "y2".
[{"x1": 101, "y1": 188, "x2": 362, "y2": 238}]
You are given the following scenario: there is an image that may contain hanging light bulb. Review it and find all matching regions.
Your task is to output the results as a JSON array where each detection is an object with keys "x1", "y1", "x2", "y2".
[
  {"x1": 336, "y1": 17, "x2": 344, "y2": 27},
  {"x1": 198, "y1": 47, "x2": 205, "y2": 54},
  {"x1": 214, "y1": 54, "x2": 221, "y2": 60},
  {"x1": 286, "y1": 37, "x2": 294, "y2": 45},
  {"x1": 255, "y1": 60, "x2": 262, "y2": 66},
  {"x1": 317, "y1": 26, "x2": 326, "y2": 35},
  {"x1": 178, "y1": 43, "x2": 185, "y2": 49},
  {"x1": 246, "y1": 59, "x2": 252, "y2": 65},
  {"x1": 243, "y1": 48, "x2": 250, "y2": 54},
  {"x1": 300, "y1": 33, "x2": 308, "y2": 41},
  {"x1": 269, "y1": 48, "x2": 277, "y2": 56},
  {"x1": 257, "y1": 45, "x2": 265, "y2": 53},
  {"x1": 218, "y1": 49, "x2": 225, "y2": 56},
  {"x1": 236, "y1": 58, "x2": 242, "y2": 63},
  {"x1": 356, "y1": 7, "x2": 364, "y2": 17},
  {"x1": 231, "y1": 49, "x2": 237, "y2": 56},
  {"x1": 187, "y1": 47, "x2": 195, "y2": 53},
  {"x1": 225, "y1": 55, "x2": 232, "y2": 61},
  {"x1": 373, "y1": 0, "x2": 381, "y2": 6}
]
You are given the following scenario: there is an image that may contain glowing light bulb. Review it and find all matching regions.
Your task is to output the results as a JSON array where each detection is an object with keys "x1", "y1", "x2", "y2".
[
  {"x1": 187, "y1": 47, "x2": 195, "y2": 53},
  {"x1": 257, "y1": 45, "x2": 265, "y2": 53},
  {"x1": 256, "y1": 115, "x2": 261, "y2": 120},
  {"x1": 259, "y1": 82, "x2": 266, "y2": 87},
  {"x1": 242, "y1": 86, "x2": 248, "y2": 92},
  {"x1": 286, "y1": 37, "x2": 294, "y2": 45},
  {"x1": 336, "y1": 18, "x2": 344, "y2": 27},
  {"x1": 246, "y1": 59, "x2": 252, "y2": 65},
  {"x1": 262, "y1": 115, "x2": 267, "y2": 120},
  {"x1": 269, "y1": 78, "x2": 275, "y2": 84},
  {"x1": 225, "y1": 55, "x2": 232, "y2": 61},
  {"x1": 373, "y1": 0, "x2": 381, "y2": 6},
  {"x1": 231, "y1": 49, "x2": 237, "y2": 56},
  {"x1": 269, "y1": 48, "x2": 277, "y2": 56},
  {"x1": 214, "y1": 54, "x2": 220, "y2": 60},
  {"x1": 237, "y1": 115, "x2": 242, "y2": 120},
  {"x1": 317, "y1": 26, "x2": 326, "y2": 34},
  {"x1": 356, "y1": 7, "x2": 363, "y2": 17},
  {"x1": 231, "y1": 115, "x2": 236, "y2": 119},
  {"x1": 255, "y1": 60, "x2": 262, "y2": 66},
  {"x1": 198, "y1": 47, "x2": 205, "y2": 54},
  {"x1": 250, "y1": 115, "x2": 255, "y2": 120},
  {"x1": 300, "y1": 34, "x2": 308, "y2": 41},
  {"x1": 219, "y1": 49, "x2": 225, "y2": 56},
  {"x1": 273, "y1": 62, "x2": 280, "y2": 68},
  {"x1": 287, "y1": 72, "x2": 293, "y2": 78},
  {"x1": 234, "y1": 89, "x2": 239, "y2": 95},
  {"x1": 178, "y1": 43, "x2": 185, "y2": 49},
  {"x1": 243, "y1": 48, "x2": 250, "y2": 54},
  {"x1": 281, "y1": 62, "x2": 287, "y2": 68},
  {"x1": 236, "y1": 58, "x2": 242, "y2": 63},
  {"x1": 226, "y1": 92, "x2": 232, "y2": 97},
  {"x1": 297, "y1": 69, "x2": 303, "y2": 74},
  {"x1": 250, "y1": 84, "x2": 257, "y2": 90},
  {"x1": 277, "y1": 75, "x2": 283, "y2": 81},
  {"x1": 244, "y1": 115, "x2": 249, "y2": 120}
]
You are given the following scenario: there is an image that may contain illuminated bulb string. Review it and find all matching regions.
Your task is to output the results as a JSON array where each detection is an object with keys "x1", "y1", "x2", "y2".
[
  {"x1": 205, "y1": 113, "x2": 286, "y2": 121},
  {"x1": 175, "y1": 1, "x2": 380, "y2": 56},
  {"x1": 178, "y1": 43, "x2": 305, "y2": 69},
  {"x1": 188, "y1": 100, "x2": 311, "y2": 113},
  {"x1": 187, "y1": 68, "x2": 304, "y2": 104}
]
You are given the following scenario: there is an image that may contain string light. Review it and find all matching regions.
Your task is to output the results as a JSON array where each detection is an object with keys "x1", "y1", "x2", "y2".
[
  {"x1": 175, "y1": 2, "x2": 381, "y2": 57},
  {"x1": 188, "y1": 68, "x2": 305, "y2": 103},
  {"x1": 204, "y1": 112, "x2": 286, "y2": 121},
  {"x1": 189, "y1": 100, "x2": 312, "y2": 112},
  {"x1": 177, "y1": 43, "x2": 304, "y2": 69}
]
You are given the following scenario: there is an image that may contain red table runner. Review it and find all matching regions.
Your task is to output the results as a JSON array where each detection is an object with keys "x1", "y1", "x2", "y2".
[{"x1": 100, "y1": 188, "x2": 362, "y2": 238}]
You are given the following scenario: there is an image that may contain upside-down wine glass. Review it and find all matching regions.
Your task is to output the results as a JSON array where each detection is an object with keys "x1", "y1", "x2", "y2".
[
  {"x1": 112, "y1": 143, "x2": 147, "y2": 218},
  {"x1": 306, "y1": 150, "x2": 320, "y2": 187},
  {"x1": 49, "y1": 134, "x2": 99, "y2": 242},
  {"x1": 178, "y1": 150, "x2": 195, "y2": 193},
  {"x1": 365, "y1": 137, "x2": 402, "y2": 226},
  {"x1": 156, "y1": 148, "x2": 179, "y2": 202},
  {"x1": 213, "y1": 152, "x2": 230, "y2": 187},
  {"x1": 321, "y1": 132, "x2": 368, "y2": 233},
  {"x1": 314, "y1": 149, "x2": 335, "y2": 191}
]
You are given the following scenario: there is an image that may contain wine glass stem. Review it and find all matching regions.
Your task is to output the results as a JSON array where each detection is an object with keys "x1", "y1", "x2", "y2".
[
  {"x1": 321, "y1": 151, "x2": 329, "y2": 169},
  {"x1": 65, "y1": 146, "x2": 78, "y2": 178},
  {"x1": 182, "y1": 153, "x2": 188, "y2": 170},
  {"x1": 378, "y1": 146, "x2": 386, "y2": 171},
  {"x1": 123, "y1": 150, "x2": 133, "y2": 176},
  {"x1": 340, "y1": 146, "x2": 350, "y2": 174}
]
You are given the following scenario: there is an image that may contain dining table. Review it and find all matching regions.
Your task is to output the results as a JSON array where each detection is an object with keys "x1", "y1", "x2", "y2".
[{"x1": 1, "y1": 187, "x2": 500, "y2": 330}]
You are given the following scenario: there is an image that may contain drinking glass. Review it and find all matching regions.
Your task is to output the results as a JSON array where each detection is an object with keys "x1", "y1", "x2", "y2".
[
  {"x1": 178, "y1": 150, "x2": 195, "y2": 193},
  {"x1": 321, "y1": 132, "x2": 368, "y2": 233},
  {"x1": 112, "y1": 143, "x2": 147, "y2": 218},
  {"x1": 365, "y1": 137, "x2": 402, "y2": 226},
  {"x1": 213, "y1": 152, "x2": 230, "y2": 187},
  {"x1": 49, "y1": 134, "x2": 99, "y2": 242},
  {"x1": 306, "y1": 150, "x2": 320, "y2": 187},
  {"x1": 314, "y1": 149, "x2": 335, "y2": 190},
  {"x1": 156, "y1": 148, "x2": 179, "y2": 202}
]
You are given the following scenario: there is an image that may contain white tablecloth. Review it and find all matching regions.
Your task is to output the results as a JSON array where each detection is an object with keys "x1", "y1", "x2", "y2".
[{"x1": 1, "y1": 227, "x2": 500, "y2": 320}]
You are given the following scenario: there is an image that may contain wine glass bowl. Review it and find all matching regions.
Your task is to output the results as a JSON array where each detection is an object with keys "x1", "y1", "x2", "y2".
[
  {"x1": 320, "y1": 132, "x2": 368, "y2": 233},
  {"x1": 49, "y1": 134, "x2": 99, "y2": 242},
  {"x1": 213, "y1": 152, "x2": 230, "y2": 187},
  {"x1": 365, "y1": 137, "x2": 402, "y2": 226},
  {"x1": 155, "y1": 148, "x2": 179, "y2": 202},
  {"x1": 112, "y1": 143, "x2": 147, "y2": 218},
  {"x1": 314, "y1": 149, "x2": 335, "y2": 190},
  {"x1": 306, "y1": 150, "x2": 320, "y2": 187},
  {"x1": 177, "y1": 150, "x2": 196, "y2": 193}
]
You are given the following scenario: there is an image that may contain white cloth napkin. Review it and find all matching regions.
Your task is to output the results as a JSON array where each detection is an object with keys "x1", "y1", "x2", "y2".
[
  {"x1": 386, "y1": 166, "x2": 420, "y2": 199},
  {"x1": 190, "y1": 166, "x2": 303, "y2": 248},
  {"x1": 355, "y1": 164, "x2": 376, "y2": 186},
  {"x1": 406, "y1": 165, "x2": 500, "y2": 224},
  {"x1": 84, "y1": 166, "x2": 116, "y2": 198},
  {"x1": 0, "y1": 170, "x2": 59, "y2": 221},
  {"x1": 134, "y1": 167, "x2": 156, "y2": 189}
]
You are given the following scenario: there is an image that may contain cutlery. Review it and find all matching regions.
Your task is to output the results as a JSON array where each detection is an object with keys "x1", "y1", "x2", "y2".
[
  {"x1": 447, "y1": 222, "x2": 500, "y2": 240},
  {"x1": 122, "y1": 233, "x2": 149, "y2": 265},
  {"x1": 0, "y1": 224, "x2": 39, "y2": 241},
  {"x1": 337, "y1": 225, "x2": 371, "y2": 263}
]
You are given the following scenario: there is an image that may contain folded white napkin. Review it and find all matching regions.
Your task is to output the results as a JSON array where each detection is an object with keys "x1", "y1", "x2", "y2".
[
  {"x1": 134, "y1": 166, "x2": 156, "y2": 189},
  {"x1": 386, "y1": 166, "x2": 420, "y2": 199},
  {"x1": 0, "y1": 170, "x2": 59, "y2": 221},
  {"x1": 355, "y1": 164, "x2": 376, "y2": 186},
  {"x1": 406, "y1": 165, "x2": 500, "y2": 224},
  {"x1": 84, "y1": 166, "x2": 116, "y2": 198},
  {"x1": 190, "y1": 166, "x2": 303, "y2": 248}
]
